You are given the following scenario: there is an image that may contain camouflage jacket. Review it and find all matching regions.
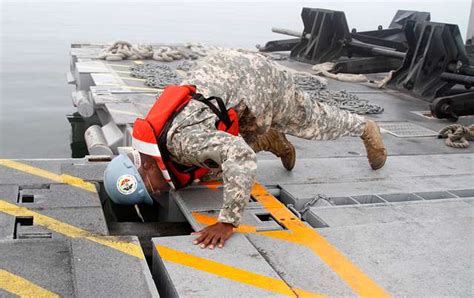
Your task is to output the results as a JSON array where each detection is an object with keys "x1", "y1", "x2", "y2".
[{"x1": 165, "y1": 50, "x2": 286, "y2": 226}]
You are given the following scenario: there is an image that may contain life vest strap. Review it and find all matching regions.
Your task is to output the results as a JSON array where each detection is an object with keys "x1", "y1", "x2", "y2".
[
  {"x1": 192, "y1": 93, "x2": 234, "y2": 130},
  {"x1": 156, "y1": 105, "x2": 200, "y2": 188}
]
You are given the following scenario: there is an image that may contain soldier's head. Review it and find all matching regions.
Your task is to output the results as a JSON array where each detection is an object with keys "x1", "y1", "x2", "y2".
[
  {"x1": 135, "y1": 152, "x2": 170, "y2": 196},
  {"x1": 103, "y1": 150, "x2": 169, "y2": 205}
]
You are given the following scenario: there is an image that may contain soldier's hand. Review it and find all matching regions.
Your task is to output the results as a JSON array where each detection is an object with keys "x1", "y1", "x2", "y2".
[{"x1": 191, "y1": 222, "x2": 234, "y2": 249}]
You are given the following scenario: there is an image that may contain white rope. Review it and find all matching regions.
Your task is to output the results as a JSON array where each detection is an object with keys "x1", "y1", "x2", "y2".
[
  {"x1": 98, "y1": 41, "x2": 154, "y2": 61},
  {"x1": 312, "y1": 62, "x2": 369, "y2": 83},
  {"x1": 98, "y1": 41, "x2": 222, "y2": 62},
  {"x1": 375, "y1": 70, "x2": 395, "y2": 88},
  {"x1": 153, "y1": 46, "x2": 197, "y2": 62},
  {"x1": 438, "y1": 124, "x2": 474, "y2": 149}
]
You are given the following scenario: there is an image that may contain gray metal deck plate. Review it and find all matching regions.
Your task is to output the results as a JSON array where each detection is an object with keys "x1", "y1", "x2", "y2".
[
  {"x1": 0, "y1": 239, "x2": 75, "y2": 297},
  {"x1": 378, "y1": 121, "x2": 438, "y2": 137},
  {"x1": 0, "y1": 158, "x2": 108, "y2": 184},
  {"x1": 305, "y1": 199, "x2": 473, "y2": 228},
  {"x1": 171, "y1": 187, "x2": 283, "y2": 232},
  {"x1": 60, "y1": 161, "x2": 108, "y2": 181},
  {"x1": 172, "y1": 186, "x2": 261, "y2": 211},
  {"x1": 318, "y1": 214, "x2": 473, "y2": 296},
  {"x1": 0, "y1": 159, "x2": 109, "y2": 235},
  {"x1": 105, "y1": 102, "x2": 144, "y2": 125},
  {"x1": 76, "y1": 61, "x2": 109, "y2": 73},
  {"x1": 71, "y1": 236, "x2": 158, "y2": 297},
  {"x1": 152, "y1": 234, "x2": 290, "y2": 297},
  {"x1": 246, "y1": 233, "x2": 354, "y2": 296},
  {"x1": 277, "y1": 175, "x2": 474, "y2": 210},
  {"x1": 0, "y1": 158, "x2": 159, "y2": 296},
  {"x1": 256, "y1": 153, "x2": 473, "y2": 186},
  {"x1": 0, "y1": 236, "x2": 158, "y2": 297}
]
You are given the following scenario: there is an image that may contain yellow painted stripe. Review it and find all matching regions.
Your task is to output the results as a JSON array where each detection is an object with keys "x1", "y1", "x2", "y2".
[
  {"x1": 0, "y1": 160, "x2": 96, "y2": 193},
  {"x1": 0, "y1": 269, "x2": 60, "y2": 298},
  {"x1": 0, "y1": 158, "x2": 386, "y2": 296},
  {"x1": 192, "y1": 212, "x2": 257, "y2": 233},
  {"x1": 199, "y1": 180, "x2": 223, "y2": 190},
  {"x1": 0, "y1": 200, "x2": 145, "y2": 260},
  {"x1": 157, "y1": 245, "x2": 324, "y2": 297},
  {"x1": 134, "y1": 60, "x2": 144, "y2": 65},
  {"x1": 0, "y1": 201, "x2": 318, "y2": 296},
  {"x1": 251, "y1": 183, "x2": 390, "y2": 298}
]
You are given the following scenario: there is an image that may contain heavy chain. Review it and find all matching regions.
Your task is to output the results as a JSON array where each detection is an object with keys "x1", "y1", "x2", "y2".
[
  {"x1": 294, "y1": 74, "x2": 384, "y2": 115},
  {"x1": 311, "y1": 90, "x2": 384, "y2": 114},
  {"x1": 130, "y1": 64, "x2": 182, "y2": 89},
  {"x1": 293, "y1": 74, "x2": 327, "y2": 91},
  {"x1": 176, "y1": 61, "x2": 195, "y2": 72}
]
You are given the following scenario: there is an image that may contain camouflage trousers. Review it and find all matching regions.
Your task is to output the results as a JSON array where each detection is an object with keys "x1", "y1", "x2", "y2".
[{"x1": 238, "y1": 85, "x2": 366, "y2": 147}]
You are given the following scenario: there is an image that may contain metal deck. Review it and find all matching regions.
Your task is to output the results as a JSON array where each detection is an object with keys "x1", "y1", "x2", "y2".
[{"x1": 0, "y1": 43, "x2": 473, "y2": 297}]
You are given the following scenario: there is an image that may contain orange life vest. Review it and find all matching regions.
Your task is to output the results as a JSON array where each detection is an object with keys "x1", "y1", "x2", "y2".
[{"x1": 132, "y1": 85, "x2": 239, "y2": 189}]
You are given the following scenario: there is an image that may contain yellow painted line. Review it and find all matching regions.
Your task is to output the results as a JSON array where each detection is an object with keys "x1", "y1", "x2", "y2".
[
  {"x1": 193, "y1": 184, "x2": 388, "y2": 296},
  {"x1": 134, "y1": 60, "x2": 144, "y2": 65},
  {"x1": 0, "y1": 200, "x2": 318, "y2": 296},
  {"x1": 199, "y1": 180, "x2": 223, "y2": 190},
  {"x1": 0, "y1": 269, "x2": 60, "y2": 298},
  {"x1": 192, "y1": 212, "x2": 256, "y2": 233},
  {"x1": 0, "y1": 158, "x2": 386, "y2": 296},
  {"x1": 251, "y1": 183, "x2": 390, "y2": 298},
  {"x1": 0, "y1": 160, "x2": 96, "y2": 193},
  {"x1": 157, "y1": 245, "x2": 324, "y2": 297},
  {"x1": 0, "y1": 200, "x2": 145, "y2": 260}
]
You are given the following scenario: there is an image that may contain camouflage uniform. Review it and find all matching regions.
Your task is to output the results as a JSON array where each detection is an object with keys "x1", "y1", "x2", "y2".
[{"x1": 167, "y1": 50, "x2": 366, "y2": 226}]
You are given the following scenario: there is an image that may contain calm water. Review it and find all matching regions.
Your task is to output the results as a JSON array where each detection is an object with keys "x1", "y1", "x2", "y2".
[{"x1": 0, "y1": 0, "x2": 470, "y2": 158}]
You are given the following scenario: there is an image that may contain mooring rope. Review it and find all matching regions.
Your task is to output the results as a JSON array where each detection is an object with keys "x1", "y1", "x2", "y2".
[
  {"x1": 438, "y1": 124, "x2": 474, "y2": 149},
  {"x1": 312, "y1": 62, "x2": 369, "y2": 83},
  {"x1": 97, "y1": 41, "x2": 220, "y2": 62},
  {"x1": 98, "y1": 41, "x2": 154, "y2": 61}
]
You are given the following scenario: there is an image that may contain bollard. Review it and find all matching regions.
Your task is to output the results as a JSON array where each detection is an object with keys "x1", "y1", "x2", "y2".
[
  {"x1": 84, "y1": 125, "x2": 113, "y2": 156},
  {"x1": 73, "y1": 91, "x2": 95, "y2": 118}
]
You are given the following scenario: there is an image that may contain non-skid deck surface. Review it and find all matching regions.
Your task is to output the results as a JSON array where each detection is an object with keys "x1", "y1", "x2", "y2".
[{"x1": 0, "y1": 43, "x2": 472, "y2": 297}]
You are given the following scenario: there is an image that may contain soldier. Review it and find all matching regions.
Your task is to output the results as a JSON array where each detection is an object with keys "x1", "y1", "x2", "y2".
[{"x1": 104, "y1": 50, "x2": 387, "y2": 249}]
